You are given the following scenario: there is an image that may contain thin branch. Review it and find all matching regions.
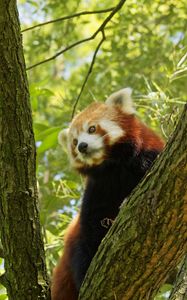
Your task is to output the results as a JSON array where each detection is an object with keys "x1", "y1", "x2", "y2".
[
  {"x1": 26, "y1": 36, "x2": 95, "y2": 70},
  {"x1": 70, "y1": 0, "x2": 127, "y2": 117},
  {"x1": 26, "y1": 0, "x2": 127, "y2": 70},
  {"x1": 71, "y1": 31, "x2": 106, "y2": 119},
  {"x1": 93, "y1": 0, "x2": 127, "y2": 36},
  {"x1": 21, "y1": 7, "x2": 115, "y2": 33}
]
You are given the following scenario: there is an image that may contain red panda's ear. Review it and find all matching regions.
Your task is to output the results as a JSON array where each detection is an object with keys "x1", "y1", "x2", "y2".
[
  {"x1": 58, "y1": 128, "x2": 69, "y2": 148},
  {"x1": 105, "y1": 87, "x2": 135, "y2": 114}
]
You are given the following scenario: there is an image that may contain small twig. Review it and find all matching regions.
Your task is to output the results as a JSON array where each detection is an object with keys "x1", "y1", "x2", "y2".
[
  {"x1": 26, "y1": 0, "x2": 127, "y2": 71},
  {"x1": 27, "y1": 36, "x2": 95, "y2": 70},
  {"x1": 93, "y1": 0, "x2": 127, "y2": 36},
  {"x1": 21, "y1": 7, "x2": 115, "y2": 33},
  {"x1": 70, "y1": 0, "x2": 127, "y2": 117},
  {"x1": 71, "y1": 31, "x2": 105, "y2": 119}
]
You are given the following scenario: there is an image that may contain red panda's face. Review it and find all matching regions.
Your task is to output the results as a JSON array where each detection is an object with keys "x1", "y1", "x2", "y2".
[
  {"x1": 67, "y1": 105, "x2": 125, "y2": 169},
  {"x1": 59, "y1": 88, "x2": 135, "y2": 170}
]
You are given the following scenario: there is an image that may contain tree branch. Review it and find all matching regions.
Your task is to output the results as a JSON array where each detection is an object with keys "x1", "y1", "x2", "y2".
[
  {"x1": 26, "y1": 36, "x2": 95, "y2": 70},
  {"x1": 26, "y1": 0, "x2": 127, "y2": 70},
  {"x1": 71, "y1": 30, "x2": 105, "y2": 119},
  {"x1": 21, "y1": 7, "x2": 115, "y2": 33},
  {"x1": 93, "y1": 0, "x2": 127, "y2": 36}
]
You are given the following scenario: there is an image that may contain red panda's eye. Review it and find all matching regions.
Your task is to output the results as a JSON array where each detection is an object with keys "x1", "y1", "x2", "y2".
[
  {"x1": 88, "y1": 126, "x2": 96, "y2": 134},
  {"x1": 73, "y1": 138, "x2": 78, "y2": 146}
]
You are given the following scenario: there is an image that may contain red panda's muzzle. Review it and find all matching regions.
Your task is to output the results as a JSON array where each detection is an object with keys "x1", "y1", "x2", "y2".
[{"x1": 78, "y1": 142, "x2": 88, "y2": 154}]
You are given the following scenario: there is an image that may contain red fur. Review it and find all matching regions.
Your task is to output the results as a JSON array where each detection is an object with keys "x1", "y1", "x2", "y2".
[
  {"x1": 51, "y1": 215, "x2": 80, "y2": 300},
  {"x1": 117, "y1": 112, "x2": 164, "y2": 151},
  {"x1": 52, "y1": 106, "x2": 164, "y2": 300}
]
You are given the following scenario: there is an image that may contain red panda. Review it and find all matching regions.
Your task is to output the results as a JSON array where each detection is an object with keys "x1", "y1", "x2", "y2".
[{"x1": 51, "y1": 88, "x2": 165, "y2": 300}]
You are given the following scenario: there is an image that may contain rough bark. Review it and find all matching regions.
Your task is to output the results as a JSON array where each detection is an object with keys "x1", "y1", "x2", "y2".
[
  {"x1": 79, "y1": 104, "x2": 187, "y2": 300},
  {"x1": 0, "y1": 1, "x2": 50, "y2": 299},
  {"x1": 169, "y1": 255, "x2": 187, "y2": 300}
]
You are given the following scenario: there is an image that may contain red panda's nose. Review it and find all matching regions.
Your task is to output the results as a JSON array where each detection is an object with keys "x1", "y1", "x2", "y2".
[{"x1": 78, "y1": 142, "x2": 88, "y2": 153}]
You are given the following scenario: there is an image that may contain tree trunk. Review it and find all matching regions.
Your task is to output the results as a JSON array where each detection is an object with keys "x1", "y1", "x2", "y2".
[
  {"x1": 169, "y1": 255, "x2": 187, "y2": 300},
  {"x1": 79, "y1": 104, "x2": 187, "y2": 300},
  {"x1": 0, "y1": 1, "x2": 50, "y2": 299}
]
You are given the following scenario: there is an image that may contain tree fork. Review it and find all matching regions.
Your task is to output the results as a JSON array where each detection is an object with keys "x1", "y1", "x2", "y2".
[
  {"x1": 79, "y1": 104, "x2": 187, "y2": 300},
  {"x1": 0, "y1": 1, "x2": 50, "y2": 299}
]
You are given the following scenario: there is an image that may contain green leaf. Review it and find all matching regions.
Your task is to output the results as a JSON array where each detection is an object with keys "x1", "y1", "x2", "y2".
[
  {"x1": 37, "y1": 127, "x2": 61, "y2": 153},
  {"x1": 36, "y1": 126, "x2": 61, "y2": 142},
  {"x1": 0, "y1": 295, "x2": 7, "y2": 300}
]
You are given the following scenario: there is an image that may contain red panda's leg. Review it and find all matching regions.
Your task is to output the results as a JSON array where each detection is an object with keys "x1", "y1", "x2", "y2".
[
  {"x1": 51, "y1": 215, "x2": 80, "y2": 300},
  {"x1": 70, "y1": 237, "x2": 93, "y2": 291}
]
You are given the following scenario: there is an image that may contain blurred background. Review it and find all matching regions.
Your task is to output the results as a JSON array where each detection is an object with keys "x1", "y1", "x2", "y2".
[{"x1": 1, "y1": 0, "x2": 186, "y2": 299}]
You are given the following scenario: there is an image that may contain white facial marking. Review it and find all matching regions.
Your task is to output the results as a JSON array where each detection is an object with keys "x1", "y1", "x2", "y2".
[
  {"x1": 78, "y1": 132, "x2": 103, "y2": 151},
  {"x1": 99, "y1": 120, "x2": 124, "y2": 144},
  {"x1": 83, "y1": 121, "x2": 89, "y2": 131},
  {"x1": 78, "y1": 151, "x2": 103, "y2": 165},
  {"x1": 71, "y1": 127, "x2": 78, "y2": 138},
  {"x1": 58, "y1": 128, "x2": 69, "y2": 147},
  {"x1": 67, "y1": 131, "x2": 104, "y2": 166}
]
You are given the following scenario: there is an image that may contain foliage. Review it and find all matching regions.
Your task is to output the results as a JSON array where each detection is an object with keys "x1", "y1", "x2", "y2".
[{"x1": 1, "y1": 0, "x2": 187, "y2": 298}]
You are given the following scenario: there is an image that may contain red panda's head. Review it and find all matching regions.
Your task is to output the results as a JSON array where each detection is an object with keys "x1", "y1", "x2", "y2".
[{"x1": 58, "y1": 88, "x2": 141, "y2": 171}]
